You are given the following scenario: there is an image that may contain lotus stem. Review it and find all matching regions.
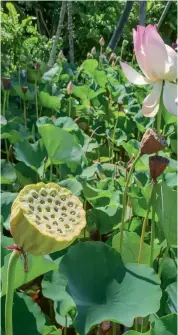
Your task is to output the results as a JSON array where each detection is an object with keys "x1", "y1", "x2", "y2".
[
  {"x1": 23, "y1": 100, "x2": 27, "y2": 127},
  {"x1": 69, "y1": 96, "x2": 72, "y2": 118},
  {"x1": 35, "y1": 76, "x2": 39, "y2": 120},
  {"x1": 119, "y1": 151, "x2": 141, "y2": 252},
  {"x1": 3, "y1": 91, "x2": 7, "y2": 118},
  {"x1": 138, "y1": 184, "x2": 154, "y2": 264},
  {"x1": 156, "y1": 86, "x2": 164, "y2": 133},
  {"x1": 149, "y1": 183, "x2": 156, "y2": 267},
  {"x1": 5, "y1": 250, "x2": 21, "y2": 335}
]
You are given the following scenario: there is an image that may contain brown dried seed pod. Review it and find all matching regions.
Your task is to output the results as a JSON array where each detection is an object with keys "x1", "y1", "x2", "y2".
[
  {"x1": 2, "y1": 77, "x2": 10, "y2": 90},
  {"x1": 21, "y1": 86, "x2": 28, "y2": 94},
  {"x1": 140, "y1": 128, "x2": 167, "y2": 155},
  {"x1": 149, "y1": 155, "x2": 169, "y2": 182}
]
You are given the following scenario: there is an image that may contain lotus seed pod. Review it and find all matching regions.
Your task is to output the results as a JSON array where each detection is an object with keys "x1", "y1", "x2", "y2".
[
  {"x1": 10, "y1": 183, "x2": 86, "y2": 256},
  {"x1": 140, "y1": 128, "x2": 167, "y2": 155},
  {"x1": 67, "y1": 81, "x2": 73, "y2": 95},
  {"x1": 21, "y1": 86, "x2": 28, "y2": 94},
  {"x1": 99, "y1": 37, "x2": 105, "y2": 46},
  {"x1": 149, "y1": 155, "x2": 169, "y2": 183}
]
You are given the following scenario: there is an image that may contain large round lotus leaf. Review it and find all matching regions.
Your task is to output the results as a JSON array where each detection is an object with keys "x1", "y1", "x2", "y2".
[{"x1": 59, "y1": 242, "x2": 162, "y2": 335}]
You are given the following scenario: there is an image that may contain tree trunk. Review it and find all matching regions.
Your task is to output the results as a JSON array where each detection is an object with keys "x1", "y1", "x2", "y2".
[
  {"x1": 48, "y1": 1, "x2": 66, "y2": 68},
  {"x1": 139, "y1": 0, "x2": 147, "y2": 26},
  {"x1": 108, "y1": 1, "x2": 135, "y2": 51},
  {"x1": 67, "y1": 1, "x2": 74, "y2": 64},
  {"x1": 157, "y1": 1, "x2": 172, "y2": 30}
]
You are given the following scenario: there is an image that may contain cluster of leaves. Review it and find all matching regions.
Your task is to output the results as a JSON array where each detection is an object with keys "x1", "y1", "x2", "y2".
[
  {"x1": 1, "y1": 2, "x2": 53, "y2": 74},
  {"x1": 1, "y1": 4, "x2": 177, "y2": 335},
  {"x1": 1, "y1": 1, "x2": 177, "y2": 65}
]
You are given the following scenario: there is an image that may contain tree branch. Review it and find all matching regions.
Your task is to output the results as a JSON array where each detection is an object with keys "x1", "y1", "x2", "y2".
[
  {"x1": 108, "y1": 0, "x2": 135, "y2": 51},
  {"x1": 48, "y1": 1, "x2": 67, "y2": 68},
  {"x1": 157, "y1": 1, "x2": 172, "y2": 30},
  {"x1": 67, "y1": 1, "x2": 74, "y2": 64},
  {"x1": 139, "y1": 0, "x2": 147, "y2": 26}
]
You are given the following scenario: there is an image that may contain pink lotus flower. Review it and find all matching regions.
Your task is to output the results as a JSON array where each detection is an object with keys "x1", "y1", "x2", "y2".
[{"x1": 120, "y1": 25, "x2": 177, "y2": 117}]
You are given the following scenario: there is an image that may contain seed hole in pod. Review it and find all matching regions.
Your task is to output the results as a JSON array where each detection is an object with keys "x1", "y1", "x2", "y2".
[
  {"x1": 61, "y1": 212, "x2": 67, "y2": 217},
  {"x1": 46, "y1": 224, "x2": 51, "y2": 229},
  {"x1": 54, "y1": 207, "x2": 58, "y2": 212},
  {"x1": 53, "y1": 221, "x2": 58, "y2": 226},
  {"x1": 70, "y1": 218, "x2": 75, "y2": 223},
  {"x1": 60, "y1": 196, "x2": 66, "y2": 201},
  {"x1": 51, "y1": 214, "x2": 55, "y2": 219},
  {"x1": 59, "y1": 218, "x2": 64, "y2": 222},
  {"x1": 36, "y1": 215, "x2": 41, "y2": 220},
  {"x1": 70, "y1": 211, "x2": 76, "y2": 215},
  {"x1": 41, "y1": 189, "x2": 47, "y2": 197},
  {"x1": 40, "y1": 199, "x2": 45, "y2": 204},
  {"x1": 57, "y1": 228, "x2": 62, "y2": 233},
  {"x1": 50, "y1": 189, "x2": 57, "y2": 197},
  {"x1": 55, "y1": 200, "x2": 61, "y2": 206},
  {"x1": 62, "y1": 206, "x2": 67, "y2": 211},
  {"x1": 68, "y1": 202, "x2": 73, "y2": 207},
  {"x1": 46, "y1": 207, "x2": 50, "y2": 212},
  {"x1": 48, "y1": 198, "x2": 52, "y2": 203},
  {"x1": 28, "y1": 197, "x2": 33, "y2": 203},
  {"x1": 37, "y1": 206, "x2": 42, "y2": 212},
  {"x1": 43, "y1": 215, "x2": 48, "y2": 220},
  {"x1": 64, "y1": 224, "x2": 70, "y2": 229},
  {"x1": 32, "y1": 192, "x2": 38, "y2": 199},
  {"x1": 29, "y1": 205, "x2": 34, "y2": 211},
  {"x1": 36, "y1": 221, "x2": 41, "y2": 225}
]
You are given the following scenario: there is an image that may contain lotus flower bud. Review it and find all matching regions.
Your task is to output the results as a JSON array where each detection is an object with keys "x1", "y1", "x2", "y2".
[
  {"x1": 99, "y1": 37, "x2": 105, "y2": 46},
  {"x1": 2, "y1": 77, "x2": 10, "y2": 90},
  {"x1": 10, "y1": 183, "x2": 86, "y2": 255},
  {"x1": 91, "y1": 47, "x2": 96, "y2": 55},
  {"x1": 34, "y1": 63, "x2": 40, "y2": 71},
  {"x1": 149, "y1": 156, "x2": 169, "y2": 183},
  {"x1": 140, "y1": 128, "x2": 167, "y2": 155},
  {"x1": 110, "y1": 52, "x2": 117, "y2": 61},
  {"x1": 51, "y1": 115, "x2": 56, "y2": 122},
  {"x1": 122, "y1": 39, "x2": 128, "y2": 47},
  {"x1": 67, "y1": 81, "x2": 73, "y2": 95},
  {"x1": 58, "y1": 50, "x2": 64, "y2": 57},
  {"x1": 87, "y1": 52, "x2": 92, "y2": 58},
  {"x1": 0, "y1": 115, "x2": 7, "y2": 125},
  {"x1": 21, "y1": 86, "x2": 28, "y2": 94}
]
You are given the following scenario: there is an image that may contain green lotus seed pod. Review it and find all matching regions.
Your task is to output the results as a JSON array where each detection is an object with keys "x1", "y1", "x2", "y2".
[{"x1": 10, "y1": 183, "x2": 86, "y2": 255}]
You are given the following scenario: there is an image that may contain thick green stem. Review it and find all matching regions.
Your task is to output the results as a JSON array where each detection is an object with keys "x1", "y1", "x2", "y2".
[
  {"x1": 112, "y1": 322, "x2": 117, "y2": 335},
  {"x1": 23, "y1": 101, "x2": 27, "y2": 127},
  {"x1": 156, "y1": 85, "x2": 164, "y2": 133},
  {"x1": 68, "y1": 96, "x2": 72, "y2": 118},
  {"x1": 35, "y1": 76, "x2": 39, "y2": 120},
  {"x1": 111, "y1": 117, "x2": 119, "y2": 163},
  {"x1": 138, "y1": 184, "x2": 154, "y2": 264},
  {"x1": 3, "y1": 91, "x2": 7, "y2": 118},
  {"x1": 119, "y1": 151, "x2": 141, "y2": 252},
  {"x1": 5, "y1": 250, "x2": 21, "y2": 335},
  {"x1": 149, "y1": 183, "x2": 156, "y2": 267}
]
